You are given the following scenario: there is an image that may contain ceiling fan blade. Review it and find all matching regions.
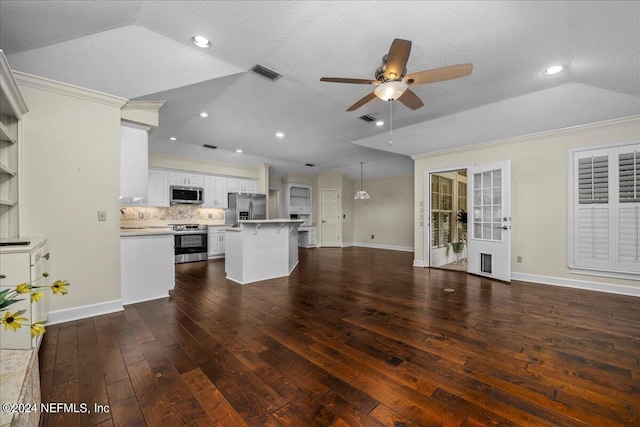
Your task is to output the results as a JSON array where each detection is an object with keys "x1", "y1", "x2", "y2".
[
  {"x1": 384, "y1": 39, "x2": 412, "y2": 80},
  {"x1": 320, "y1": 77, "x2": 380, "y2": 85},
  {"x1": 397, "y1": 89, "x2": 424, "y2": 110},
  {"x1": 346, "y1": 92, "x2": 377, "y2": 112},
  {"x1": 403, "y1": 63, "x2": 473, "y2": 85}
]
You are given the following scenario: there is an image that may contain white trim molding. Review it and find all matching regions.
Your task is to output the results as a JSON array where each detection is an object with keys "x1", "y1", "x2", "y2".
[
  {"x1": 413, "y1": 260, "x2": 426, "y2": 267},
  {"x1": 14, "y1": 71, "x2": 128, "y2": 108},
  {"x1": 46, "y1": 299, "x2": 124, "y2": 326},
  {"x1": 512, "y1": 273, "x2": 640, "y2": 297},
  {"x1": 354, "y1": 243, "x2": 414, "y2": 252}
]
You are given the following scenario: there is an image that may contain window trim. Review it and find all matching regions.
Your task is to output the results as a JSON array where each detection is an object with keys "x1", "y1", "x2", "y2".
[{"x1": 567, "y1": 140, "x2": 640, "y2": 279}]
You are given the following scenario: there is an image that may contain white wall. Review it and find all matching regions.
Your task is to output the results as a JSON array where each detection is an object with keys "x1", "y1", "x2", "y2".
[
  {"x1": 17, "y1": 72, "x2": 127, "y2": 315},
  {"x1": 354, "y1": 174, "x2": 414, "y2": 251},
  {"x1": 413, "y1": 116, "x2": 640, "y2": 293}
]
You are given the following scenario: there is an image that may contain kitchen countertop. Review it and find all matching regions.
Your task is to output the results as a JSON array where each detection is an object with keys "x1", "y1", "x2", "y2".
[
  {"x1": 120, "y1": 227, "x2": 174, "y2": 237},
  {"x1": 0, "y1": 236, "x2": 47, "y2": 254},
  {"x1": 225, "y1": 219, "x2": 304, "y2": 232}
]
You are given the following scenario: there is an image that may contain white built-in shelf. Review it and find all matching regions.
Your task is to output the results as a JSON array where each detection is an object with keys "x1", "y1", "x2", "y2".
[
  {"x1": 0, "y1": 161, "x2": 16, "y2": 176},
  {"x1": 0, "y1": 198, "x2": 16, "y2": 206},
  {"x1": 0, "y1": 122, "x2": 16, "y2": 144}
]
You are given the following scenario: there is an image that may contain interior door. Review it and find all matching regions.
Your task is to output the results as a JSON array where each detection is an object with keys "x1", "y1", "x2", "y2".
[
  {"x1": 467, "y1": 160, "x2": 511, "y2": 282},
  {"x1": 321, "y1": 189, "x2": 341, "y2": 247}
]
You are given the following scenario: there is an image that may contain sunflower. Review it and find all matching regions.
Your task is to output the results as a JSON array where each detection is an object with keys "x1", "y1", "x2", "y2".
[
  {"x1": 16, "y1": 283, "x2": 31, "y2": 294},
  {"x1": 31, "y1": 291, "x2": 45, "y2": 303},
  {"x1": 31, "y1": 322, "x2": 46, "y2": 338},
  {"x1": 51, "y1": 280, "x2": 69, "y2": 295},
  {"x1": 1, "y1": 310, "x2": 28, "y2": 331}
]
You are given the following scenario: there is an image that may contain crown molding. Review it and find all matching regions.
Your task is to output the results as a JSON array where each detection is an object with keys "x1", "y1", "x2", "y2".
[
  {"x1": 0, "y1": 50, "x2": 29, "y2": 117},
  {"x1": 13, "y1": 71, "x2": 128, "y2": 108},
  {"x1": 411, "y1": 115, "x2": 640, "y2": 160}
]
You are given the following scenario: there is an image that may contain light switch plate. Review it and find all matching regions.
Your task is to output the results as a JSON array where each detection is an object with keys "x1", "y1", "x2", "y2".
[{"x1": 98, "y1": 211, "x2": 107, "y2": 221}]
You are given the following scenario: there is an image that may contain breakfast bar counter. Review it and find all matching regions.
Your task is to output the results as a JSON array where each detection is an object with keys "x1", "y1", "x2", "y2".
[{"x1": 225, "y1": 220, "x2": 304, "y2": 284}]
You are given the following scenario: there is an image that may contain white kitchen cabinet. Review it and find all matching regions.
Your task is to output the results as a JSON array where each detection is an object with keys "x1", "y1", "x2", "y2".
[
  {"x1": 227, "y1": 178, "x2": 258, "y2": 194},
  {"x1": 146, "y1": 168, "x2": 169, "y2": 207},
  {"x1": 208, "y1": 227, "x2": 225, "y2": 258},
  {"x1": 120, "y1": 168, "x2": 168, "y2": 207},
  {"x1": 169, "y1": 172, "x2": 203, "y2": 187},
  {"x1": 0, "y1": 51, "x2": 28, "y2": 238},
  {"x1": 120, "y1": 122, "x2": 149, "y2": 202},
  {"x1": 203, "y1": 175, "x2": 228, "y2": 208},
  {"x1": 298, "y1": 226, "x2": 317, "y2": 248},
  {"x1": 0, "y1": 237, "x2": 49, "y2": 349}
]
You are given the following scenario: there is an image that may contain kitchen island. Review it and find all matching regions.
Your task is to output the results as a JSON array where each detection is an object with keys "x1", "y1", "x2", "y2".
[{"x1": 225, "y1": 219, "x2": 304, "y2": 284}]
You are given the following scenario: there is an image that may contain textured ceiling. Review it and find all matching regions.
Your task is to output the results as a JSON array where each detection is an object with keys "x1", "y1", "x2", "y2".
[{"x1": 1, "y1": 1, "x2": 639, "y2": 179}]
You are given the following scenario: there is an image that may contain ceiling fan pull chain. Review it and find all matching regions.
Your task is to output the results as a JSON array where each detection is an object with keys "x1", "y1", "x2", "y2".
[{"x1": 389, "y1": 99, "x2": 393, "y2": 145}]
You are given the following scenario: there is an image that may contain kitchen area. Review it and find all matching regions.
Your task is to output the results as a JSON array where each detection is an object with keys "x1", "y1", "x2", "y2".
[{"x1": 119, "y1": 154, "x2": 318, "y2": 304}]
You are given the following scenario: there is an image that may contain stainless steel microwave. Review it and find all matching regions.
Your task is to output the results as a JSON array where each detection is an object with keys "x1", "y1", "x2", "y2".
[{"x1": 170, "y1": 186, "x2": 203, "y2": 205}]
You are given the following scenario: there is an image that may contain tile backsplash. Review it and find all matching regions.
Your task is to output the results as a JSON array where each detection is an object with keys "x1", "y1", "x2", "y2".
[{"x1": 121, "y1": 205, "x2": 225, "y2": 222}]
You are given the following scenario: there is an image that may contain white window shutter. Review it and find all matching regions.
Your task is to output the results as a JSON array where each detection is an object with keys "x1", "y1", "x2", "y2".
[{"x1": 576, "y1": 206, "x2": 610, "y2": 267}]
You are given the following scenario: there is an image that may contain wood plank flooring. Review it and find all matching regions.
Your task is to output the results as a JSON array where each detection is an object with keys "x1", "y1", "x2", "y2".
[{"x1": 38, "y1": 247, "x2": 640, "y2": 426}]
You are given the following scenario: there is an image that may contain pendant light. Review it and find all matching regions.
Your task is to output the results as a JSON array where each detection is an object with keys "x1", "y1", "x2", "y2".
[{"x1": 354, "y1": 162, "x2": 370, "y2": 200}]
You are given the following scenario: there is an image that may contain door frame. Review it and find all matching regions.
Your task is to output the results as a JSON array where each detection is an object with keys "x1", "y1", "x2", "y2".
[
  {"x1": 319, "y1": 188, "x2": 342, "y2": 247},
  {"x1": 423, "y1": 165, "x2": 474, "y2": 268},
  {"x1": 466, "y1": 160, "x2": 512, "y2": 282}
]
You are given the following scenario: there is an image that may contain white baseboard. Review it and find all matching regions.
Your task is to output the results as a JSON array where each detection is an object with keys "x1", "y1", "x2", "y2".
[
  {"x1": 342, "y1": 242, "x2": 354, "y2": 248},
  {"x1": 413, "y1": 260, "x2": 426, "y2": 267},
  {"x1": 511, "y1": 273, "x2": 640, "y2": 297},
  {"x1": 353, "y1": 243, "x2": 414, "y2": 252},
  {"x1": 47, "y1": 299, "x2": 124, "y2": 326}
]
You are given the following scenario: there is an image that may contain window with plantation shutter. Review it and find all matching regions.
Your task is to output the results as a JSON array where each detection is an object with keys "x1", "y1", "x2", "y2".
[{"x1": 569, "y1": 142, "x2": 640, "y2": 278}]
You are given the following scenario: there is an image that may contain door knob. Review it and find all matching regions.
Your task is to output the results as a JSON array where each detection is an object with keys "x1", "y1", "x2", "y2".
[{"x1": 496, "y1": 226, "x2": 509, "y2": 230}]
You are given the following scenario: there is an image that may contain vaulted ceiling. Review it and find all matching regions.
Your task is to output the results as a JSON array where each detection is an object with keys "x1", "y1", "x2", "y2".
[{"x1": 2, "y1": 1, "x2": 639, "y2": 179}]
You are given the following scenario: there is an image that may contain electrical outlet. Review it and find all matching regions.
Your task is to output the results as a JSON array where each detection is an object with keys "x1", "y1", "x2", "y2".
[
  {"x1": 208, "y1": 213, "x2": 212, "y2": 219},
  {"x1": 139, "y1": 212, "x2": 144, "y2": 219},
  {"x1": 517, "y1": 256, "x2": 523, "y2": 263},
  {"x1": 98, "y1": 211, "x2": 107, "y2": 221},
  {"x1": 371, "y1": 234, "x2": 374, "y2": 239}
]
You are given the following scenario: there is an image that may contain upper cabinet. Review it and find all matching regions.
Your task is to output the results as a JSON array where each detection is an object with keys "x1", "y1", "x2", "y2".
[
  {"x1": 120, "y1": 122, "x2": 150, "y2": 202},
  {"x1": 169, "y1": 172, "x2": 203, "y2": 188},
  {"x1": 285, "y1": 183, "x2": 312, "y2": 213},
  {"x1": 147, "y1": 169, "x2": 169, "y2": 207},
  {"x1": 0, "y1": 51, "x2": 29, "y2": 238},
  {"x1": 227, "y1": 178, "x2": 257, "y2": 194},
  {"x1": 202, "y1": 175, "x2": 228, "y2": 208}
]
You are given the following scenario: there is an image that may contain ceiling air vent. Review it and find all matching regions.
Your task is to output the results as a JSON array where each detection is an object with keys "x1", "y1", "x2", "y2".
[
  {"x1": 203, "y1": 144, "x2": 217, "y2": 149},
  {"x1": 250, "y1": 64, "x2": 283, "y2": 81},
  {"x1": 305, "y1": 163, "x2": 315, "y2": 167},
  {"x1": 359, "y1": 114, "x2": 376, "y2": 122}
]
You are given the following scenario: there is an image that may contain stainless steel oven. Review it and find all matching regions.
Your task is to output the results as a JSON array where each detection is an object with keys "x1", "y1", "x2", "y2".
[{"x1": 173, "y1": 225, "x2": 208, "y2": 263}]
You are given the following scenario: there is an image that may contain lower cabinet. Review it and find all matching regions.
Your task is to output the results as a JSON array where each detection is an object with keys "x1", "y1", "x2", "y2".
[
  {"x1": 208, "y1": 228, "x2": 225, "y2": 258},
  {"x1": 298, "y1": 227, "x2": 317, "y2": 248}
]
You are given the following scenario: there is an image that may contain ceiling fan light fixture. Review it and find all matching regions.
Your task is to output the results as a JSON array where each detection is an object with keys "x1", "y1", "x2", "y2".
[
  {"x1": 542, "y1": 65, "x2": 565, "y2": 76},
  {"x1": 374, "y1": 81, "x2": 408, "y2": 101},
  {"x1": 192, "y1": 35, "x2": 211, "y2": 48}
]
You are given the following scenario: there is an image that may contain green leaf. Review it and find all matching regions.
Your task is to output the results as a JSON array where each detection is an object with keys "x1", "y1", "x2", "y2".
[{"x1": 0, "y1": 298, "x2": 24, "y2": 310}]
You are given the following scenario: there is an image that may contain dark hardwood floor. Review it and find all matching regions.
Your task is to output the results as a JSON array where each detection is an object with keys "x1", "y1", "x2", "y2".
[{"x1": 39, "y1": 247, "x2": 640, "y2": 426}]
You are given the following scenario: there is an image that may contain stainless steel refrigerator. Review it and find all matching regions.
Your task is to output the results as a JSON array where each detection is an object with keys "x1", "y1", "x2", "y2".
[{"x1": 225, "y1": 193, "x2": 267, "y2": 225}]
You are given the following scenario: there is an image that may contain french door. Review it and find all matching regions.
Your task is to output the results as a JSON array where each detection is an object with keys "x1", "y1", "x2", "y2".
[{"x1": 467, "y1": 160, "x2": 512, "y2": 282}]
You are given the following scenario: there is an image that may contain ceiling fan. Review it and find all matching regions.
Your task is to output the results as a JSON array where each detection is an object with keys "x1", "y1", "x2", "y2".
[{"x1": 320, "y1": 39, "x2": 472, "y2": 111}]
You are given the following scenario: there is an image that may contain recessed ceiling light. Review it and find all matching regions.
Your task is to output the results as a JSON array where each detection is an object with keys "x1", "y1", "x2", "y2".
[
  {"x1": 199, "y1": 112, "x2": 209, "y2": 118},
  {"x1": 376, "y1": 121, "x2": 384, "y2": 126},
  {"x1": 192, "y1": 35, "x2": 211, "y2": 49},
  {"x1": 169, "y1": 137, "x2": 177, "y2": 141},
  {"x1": 236, "y1": 149, "x2": 243, "y2": 153},
  {"x1": 542, "y1": 65, "x2": 566, "y2": 76},
  {"x1": 275, "y1": 132, "x2": 285, "y2": 138}
]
